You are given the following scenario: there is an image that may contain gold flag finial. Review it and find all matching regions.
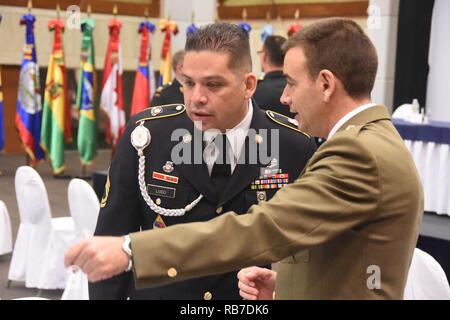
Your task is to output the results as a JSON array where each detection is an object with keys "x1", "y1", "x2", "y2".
[
  {"x1": 113, "y1": 5, "x2": 118, "y2": 17},
  {"x1": 27, "y1": 0, "x2": 33, "y2": 13},
  {"x1": 191, "y1": 11, "x2": 195, "y2": 24},
  {"x1": 56, "y1": 4, "x2": 60, "y2": 19},
  {"x1": 87, "y1": 4, "x2": 92, "y2": 17},
  {"x1": 295, "y1": 9, "x2": 300, "y2": 20},
  {"x1": 266, "y1": 11, "x2": 271, "y2": 22},
  {"x1": 145, "y1": 8, "x2": 149, "y2": 20},
  {"x1": 242, "y1": 8, "x2": 247, "y2": 21}
]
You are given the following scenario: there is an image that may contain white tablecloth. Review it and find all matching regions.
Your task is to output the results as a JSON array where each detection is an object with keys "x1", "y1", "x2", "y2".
[{"x1": 405, "y1": 140, "x2": 450, "y2": 216}]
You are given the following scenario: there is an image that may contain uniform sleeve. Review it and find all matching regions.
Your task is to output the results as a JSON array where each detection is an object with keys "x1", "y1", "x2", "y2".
[
  {"x1": 89, "y1": 120, "x2": 142, "y2": 299},
  {"x1": 130, "y1": 134, "x2": 381, "y2": 289}
]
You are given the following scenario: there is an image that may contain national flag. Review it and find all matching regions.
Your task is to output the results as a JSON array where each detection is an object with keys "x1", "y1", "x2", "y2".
[
  {"x1": 41, "y1": 18, "x2": 72, "y2": 174},
  {"x1": 0, "y1": 67, "x2": 4, "y2": 152},
  {"x1": 15, "y1": 13, "x2": 44, "y2": 164},
  {"x1": 76, "y1": 18, "x2": 97, "y2": 165},
  {"x1": 100, "y1": 18, "x2": 125, "y2": 148},
  {"x1": 158, "y1": 20, "x2": 178, "y2": 87},
  {"x1": 149, "y1": 62, "x2": 156, "y2": 102},
  {"x1": 131, "y1": 21, "x2": 155, "y2": 116}
]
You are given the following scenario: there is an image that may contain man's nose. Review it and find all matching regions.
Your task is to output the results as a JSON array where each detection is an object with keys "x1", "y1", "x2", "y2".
[
  {"x1": 280, "y1": 87, "x2": 291, "y2": 105},
  {"x1": 190, "y1": 85, "x2": 208, "y2": 105}
]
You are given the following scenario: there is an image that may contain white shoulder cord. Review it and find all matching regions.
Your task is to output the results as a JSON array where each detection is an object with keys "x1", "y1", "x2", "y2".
[{"x1": 131, "y1": 121, "x2": 203, "y2": 217}]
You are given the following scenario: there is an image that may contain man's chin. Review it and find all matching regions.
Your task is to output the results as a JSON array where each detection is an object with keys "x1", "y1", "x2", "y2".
[{"x1": 193, "y1": 120, "x2": 215, "y2": 132}]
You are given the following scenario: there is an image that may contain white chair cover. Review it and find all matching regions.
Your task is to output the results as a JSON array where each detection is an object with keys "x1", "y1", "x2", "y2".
[
  {"x1": 67, "y1": 178, "x2": 100, "y2": 238},
  {"x1": 0, "y1": 200, "x2": 13, "y2": 255},
  {"x1": 61, "y1": 179, "x2": 100, "y2": 300},
  {"x1": 8, "y1": 166, "x2": 76, "y2": 290},
  {"x1": 404, "y1": 248, "x2": 450, "y2": 300},
  {"x1": 392, "y1": 103, "x2": 415, "y2": 120}
]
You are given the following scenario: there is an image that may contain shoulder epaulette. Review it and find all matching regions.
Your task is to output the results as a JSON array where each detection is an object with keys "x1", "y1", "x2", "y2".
[
  {"x1": 266, "y1": 110, "x2": 310, "y2": 138},
  {"x1": 135, "y1": 104, "x2": 185, "y2": 123}
]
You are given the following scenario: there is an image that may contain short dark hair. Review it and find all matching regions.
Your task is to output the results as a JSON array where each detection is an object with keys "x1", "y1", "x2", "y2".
[
  {"x1": 283, "y1": 18, "x2": 378, "y2": 99},
  {"x1": 263, "y1": 35, "x2": 286, "y2": 67},
  {"x1": 172, "y1": 50, "x2": 185, "y2": 72},
  {"x1": 185, "y1": 22, "x2": 252, "y2": 72}
]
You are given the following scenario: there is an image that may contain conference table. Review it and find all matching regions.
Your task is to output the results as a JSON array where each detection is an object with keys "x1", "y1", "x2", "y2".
[{"x1": 393, "y1": 119, "x2": 450, "y2": 217}]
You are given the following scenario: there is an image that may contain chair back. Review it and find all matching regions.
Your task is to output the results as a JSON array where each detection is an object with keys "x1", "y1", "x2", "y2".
[
  {"x1": 68, "y1": 178, "x2": 100, "y2": 237},
  {"x1": 14, "y1": 166, "x2": 52, "y2": 226},
  {"x1": 404, "y1": 248, "x2": 450, "y2": 299}
]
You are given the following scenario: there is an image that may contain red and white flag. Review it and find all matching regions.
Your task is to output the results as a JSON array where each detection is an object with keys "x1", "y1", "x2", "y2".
[{"x1": 100, "y1": 18, "x2": 125, "y2": 148}]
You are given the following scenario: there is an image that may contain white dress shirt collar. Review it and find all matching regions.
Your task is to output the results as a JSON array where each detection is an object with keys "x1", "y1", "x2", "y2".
[
  {"x1": 327, "y1": 103, "x2": 377, "y2": 140},
  {"x1": 203, "y1": 100, "x2": 253, "y2": 174}
]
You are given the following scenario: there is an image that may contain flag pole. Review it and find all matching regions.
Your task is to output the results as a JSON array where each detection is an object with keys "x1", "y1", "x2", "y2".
[{"x1": 26, "y1": 3, "x2": 33, "y2": 169}]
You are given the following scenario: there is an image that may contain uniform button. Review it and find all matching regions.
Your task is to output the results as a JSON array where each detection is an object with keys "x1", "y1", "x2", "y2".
[
  {"x1": 176, "y1": 105, "x2": 183, "y2": 111},
  {"x1": 167, "y1": 267, "x2": 177, "y2": 278},
  {"x1": 155, "y1": 198, "x2": 162, "y2": 205},
  {"x1": 204, "y1": 291, "x2": 212, "y2": 300},
  {"x1": 255, "y1": 134, "x2": 263, "y2": 145},
  {"x1": 216, "y1": 207, "x2": 223, "y2": 214}
]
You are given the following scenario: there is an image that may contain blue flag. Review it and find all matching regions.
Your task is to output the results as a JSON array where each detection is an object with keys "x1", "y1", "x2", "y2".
[{"x1": 15, "y1": 13, "x2": 44, "y2": 164}]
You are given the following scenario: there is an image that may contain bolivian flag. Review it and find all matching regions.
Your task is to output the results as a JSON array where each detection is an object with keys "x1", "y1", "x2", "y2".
[{"x1": 41, "y1": 18, "x2": 72, "y2": 174}]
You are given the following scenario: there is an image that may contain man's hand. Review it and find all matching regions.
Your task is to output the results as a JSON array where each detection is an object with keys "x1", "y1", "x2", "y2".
[
  {"x1": 64, "y1": 236, "x2": 129, "y2": 282},
  {"x1": 237, "y1": 267, "x2": 277, "y2": 300}
]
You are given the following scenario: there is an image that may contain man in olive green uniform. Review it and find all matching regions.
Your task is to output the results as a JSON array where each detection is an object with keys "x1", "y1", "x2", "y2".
[
  {"x1": 66, "y1": 19, "x2": 423, "y2": 300},
  {"x1": 151, "y1": 50, "x2": 185, "y2": 106}
]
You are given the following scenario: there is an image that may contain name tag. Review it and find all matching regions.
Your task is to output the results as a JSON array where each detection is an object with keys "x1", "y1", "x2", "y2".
[{"x1": 147, "y1": 184, "x2": 176, "y2": 199}]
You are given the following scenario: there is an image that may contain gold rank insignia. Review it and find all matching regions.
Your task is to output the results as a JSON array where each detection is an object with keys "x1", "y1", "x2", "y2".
[{"x1": 100, "y1": 173, "x2": 111, "y2": 208}]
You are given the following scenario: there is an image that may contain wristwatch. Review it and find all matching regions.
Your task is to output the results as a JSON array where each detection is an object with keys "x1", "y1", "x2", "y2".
[{"x1": 122, "y1": 235, "x2": 133, "y2": 272}]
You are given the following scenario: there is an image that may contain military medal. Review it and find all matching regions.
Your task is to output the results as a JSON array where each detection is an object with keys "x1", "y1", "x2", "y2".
[
  {"x1": 152, "y1": 171, "x2": 179, "y2": 184},
  {"x1": 131, "y1": 122, "x2": 151, "y2": 154},
  {"x1": 163, "y1": 161, "x2": 174, "y2": 173},
  {"x1": 268, "y1": 158, "x2": 278, "y2": 169}
]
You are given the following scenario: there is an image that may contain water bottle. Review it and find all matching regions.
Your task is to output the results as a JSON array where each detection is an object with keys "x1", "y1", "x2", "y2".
[
  {"x1": 412, "y1": 99, "x2": 420, "y2": 114},
  {"x1": 410, "y1": 99, "x2": 421, "y2": 123}
]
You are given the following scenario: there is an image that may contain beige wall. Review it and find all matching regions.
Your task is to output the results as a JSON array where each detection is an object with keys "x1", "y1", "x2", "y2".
[
  {"x1": 0, "y1": 5, "x2": 164, "y2": 71},
  {"x1": 225, "y1": 17, "x2": 368, "y2": 78}
]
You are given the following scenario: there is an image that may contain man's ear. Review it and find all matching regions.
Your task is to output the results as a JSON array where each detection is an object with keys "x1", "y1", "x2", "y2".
[
  {"x1": 244, "y1": 73, "x2": 257, "y2": 99},
  {"x1": 317, "y1": 70, "x2": 336, "y2": 103}
]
